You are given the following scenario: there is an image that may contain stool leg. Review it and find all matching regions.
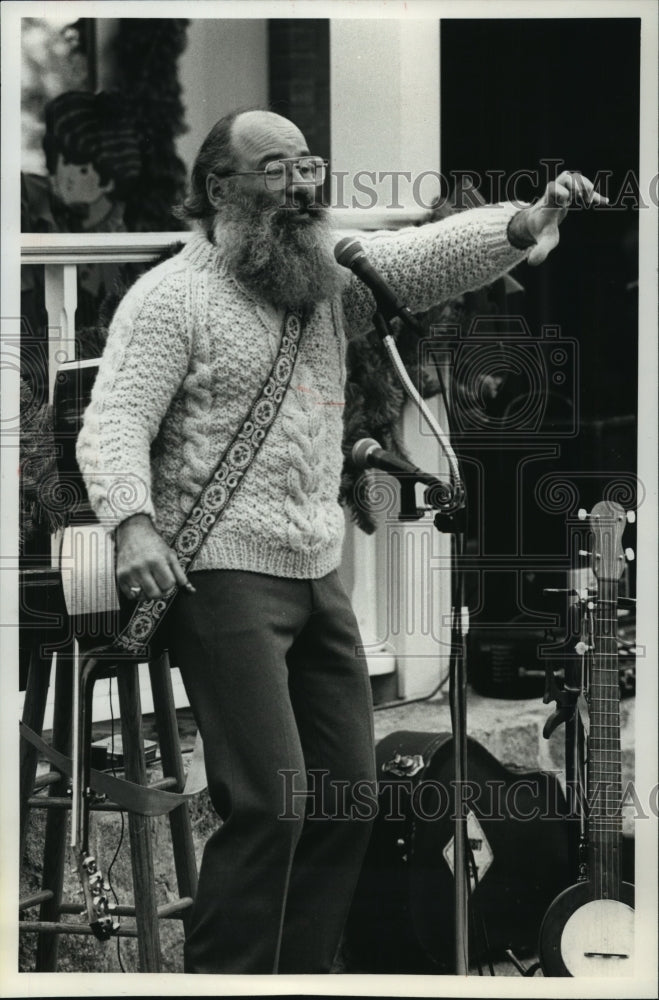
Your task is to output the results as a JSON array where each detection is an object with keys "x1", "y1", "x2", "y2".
[
  {"x1": 148, "y1": 653, "x2": 198, "y2": 929},
  {"x1": 20, "y1": 641, "x2": 54, "y2": 863},
  {"x1": 117, "y1": 666, "x2": 162, "y2": 972},
  {"x1": 36, "y1": 647, "x2": 74, "y2": 971}
]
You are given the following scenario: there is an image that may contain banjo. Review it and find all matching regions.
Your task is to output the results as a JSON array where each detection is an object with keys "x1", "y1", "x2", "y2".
[{"x1": 538, "y1": 499, "x2": 634, "y2": 976}]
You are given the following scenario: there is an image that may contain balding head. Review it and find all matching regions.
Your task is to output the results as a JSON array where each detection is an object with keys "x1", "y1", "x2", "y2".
[
  {"x1": 179, "y1": 109, "x2": 311, "y2": 227},
  {"x1": 230, "y1": 111, "x2": 308, "y2": 172}
]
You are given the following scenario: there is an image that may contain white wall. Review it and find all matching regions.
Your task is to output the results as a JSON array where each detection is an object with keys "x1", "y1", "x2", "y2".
[
  {"x1": 176, "y1": 19, "x2": 269, "y2": 177},
  {"x1": 330, "y1": 19, "x2": 441, "y2": 210},
  {"x1": 331, "y1": 19, "x2": 451, "y2": 698}
]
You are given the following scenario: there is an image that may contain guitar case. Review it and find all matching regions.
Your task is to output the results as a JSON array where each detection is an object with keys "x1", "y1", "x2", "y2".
[{"x1": 343, "y1": 730, "x2": 573, "y2": 974}]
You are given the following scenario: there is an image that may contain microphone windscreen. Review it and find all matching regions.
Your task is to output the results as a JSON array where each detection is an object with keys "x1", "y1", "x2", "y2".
[
  {"x1": 351, "y1": 437, "x2": 380, "y2": 468},
  {"x1": 334, "y1": 237, "x2": 365, "y2": 268}
]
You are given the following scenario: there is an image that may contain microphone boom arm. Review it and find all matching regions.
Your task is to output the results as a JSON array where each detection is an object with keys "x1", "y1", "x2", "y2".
[{"x1": 373, "y1": 312, "x2": 464, "y2": 511}]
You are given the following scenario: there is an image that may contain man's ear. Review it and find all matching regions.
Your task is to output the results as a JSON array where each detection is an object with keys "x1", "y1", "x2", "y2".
[
  {"x1": 206, "y1": 174, "x2": 225, "y2": 210},
  {"x1": 99, "y1": 178, "x2": 115, "y2": 197}
]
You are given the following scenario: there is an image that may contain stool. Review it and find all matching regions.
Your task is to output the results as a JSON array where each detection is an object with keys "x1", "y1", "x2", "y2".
[{"x1": 19, "y1": 567, "x2": 200, "y2": 973}]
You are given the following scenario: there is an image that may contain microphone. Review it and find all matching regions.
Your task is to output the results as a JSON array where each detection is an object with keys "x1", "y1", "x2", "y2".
[
  {"x1": 352, "y1": 438, "x2": 442, "y2": 487},
  {"x1": 334, "y1": 237, "x2": 421, "y2": 330}
]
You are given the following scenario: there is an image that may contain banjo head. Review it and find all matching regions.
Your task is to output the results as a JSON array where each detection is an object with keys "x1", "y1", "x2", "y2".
[
  {"x1": 560, "y1": 896, "x2": 634, "y2": 977},
  {"x1": 540, "y1": 881, "x2": 634, "y2": 977}
]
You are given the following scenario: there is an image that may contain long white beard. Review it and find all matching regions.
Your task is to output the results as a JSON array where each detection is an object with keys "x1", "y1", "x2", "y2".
[{"x1": 212, "y1": 188, "x2": 346, "y2": 313}]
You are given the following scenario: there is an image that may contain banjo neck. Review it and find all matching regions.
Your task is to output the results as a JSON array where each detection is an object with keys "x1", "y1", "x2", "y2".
[
  {"x1": 586, "y1": 500, "x2": 627, "y2": 903},
  {"x1": 588, "y1": 576, "x2": 623, "y2": 901}
]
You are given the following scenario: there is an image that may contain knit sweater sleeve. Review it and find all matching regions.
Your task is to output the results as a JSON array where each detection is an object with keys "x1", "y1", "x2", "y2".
[
  {"x1": 340, "y1": 202, "x2": 530, "y2": 336},
  {"x1": 76, "y1": 269, "x2": 191, "y2": 530}
]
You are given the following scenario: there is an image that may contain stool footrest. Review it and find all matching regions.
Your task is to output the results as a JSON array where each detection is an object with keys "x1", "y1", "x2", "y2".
[
  {"x1": 20, "y1": 920, "x2": 139, "y2": 938},
  {"x1": 28, "y1": 773, "x2": 180, "y2": 811},
  {"x1": 59, "y1": 898, "x2": 194, "y2": 918},
  {"x1": 20, "y1": 896, "x2": 194, "y2": 922},
  {"x1": 34, "y1": 772, "x2": 60, "y2": 789},
  {"x1": 19, "y1": 891, "x2": 54, "y2": 911}
]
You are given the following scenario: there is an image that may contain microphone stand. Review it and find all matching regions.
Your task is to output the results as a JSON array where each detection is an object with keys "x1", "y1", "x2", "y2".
[{"x1": 370, "y1": 308, "x2": 470, "y2": 975}]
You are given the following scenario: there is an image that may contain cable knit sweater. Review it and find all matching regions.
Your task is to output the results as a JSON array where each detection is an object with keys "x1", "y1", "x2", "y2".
[{"x1": 76, "y1": 204, "x2": 529, "y2": 579}]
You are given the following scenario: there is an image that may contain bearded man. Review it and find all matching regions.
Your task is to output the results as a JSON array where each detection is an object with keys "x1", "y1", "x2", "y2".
[{"x1": 76, "y1": 109, "x2": 606, "y2": 974}]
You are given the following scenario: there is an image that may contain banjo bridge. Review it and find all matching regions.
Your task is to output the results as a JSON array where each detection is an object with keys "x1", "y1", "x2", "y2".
[{"x1": 584, "y1": 951, "x2": 630, "y2": 959}]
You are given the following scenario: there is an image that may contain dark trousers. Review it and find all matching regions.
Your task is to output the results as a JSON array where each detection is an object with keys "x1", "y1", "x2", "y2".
[{"x1": 167, "y1": 569, "x2": 376, "y2": 974}]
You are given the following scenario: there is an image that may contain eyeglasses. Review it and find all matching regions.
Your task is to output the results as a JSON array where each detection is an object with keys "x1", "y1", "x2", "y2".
[{"x1": 217, "y1": 156, "x2": 329, "y2": 190}]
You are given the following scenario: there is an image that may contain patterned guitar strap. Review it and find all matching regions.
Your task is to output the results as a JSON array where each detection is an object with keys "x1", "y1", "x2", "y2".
[{"x1": 108, "y1": 309, "x2": 304, "y2": 660}]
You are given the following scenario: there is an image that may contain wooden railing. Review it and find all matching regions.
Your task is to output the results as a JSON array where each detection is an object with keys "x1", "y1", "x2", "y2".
[
  {"x1": 20, "y1": 207, "x2": 429, "y2": 403},
  {"x1": 21, "y1": 231, "x2": 194, "y2": 403}
]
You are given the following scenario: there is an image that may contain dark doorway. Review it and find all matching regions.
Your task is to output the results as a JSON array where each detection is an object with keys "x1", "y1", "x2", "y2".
[{"x1": 440, "y1": 18, "x2": 639, "y2": 666}]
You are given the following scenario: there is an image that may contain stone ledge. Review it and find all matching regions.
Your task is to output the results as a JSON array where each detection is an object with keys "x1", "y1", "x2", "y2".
[{"x1": 375, "y1": 688, "x2": 635, "y2": 776}]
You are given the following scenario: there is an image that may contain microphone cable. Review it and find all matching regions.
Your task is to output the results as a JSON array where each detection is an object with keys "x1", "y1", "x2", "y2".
[
  {"x1": 106, "y1": 676, "x2": 127, "y2": 973},
  {"x1": 377, "y1": 318, "x2": 464, "y2": 509}
]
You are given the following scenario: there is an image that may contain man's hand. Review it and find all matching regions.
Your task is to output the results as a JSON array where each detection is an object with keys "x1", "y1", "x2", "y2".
[
  {"x1": 512, "y1": 170, "x2": 609, "y2": 266},
  {"x1": 115, "y1": 513, "x2": 195, "y2": 601}
]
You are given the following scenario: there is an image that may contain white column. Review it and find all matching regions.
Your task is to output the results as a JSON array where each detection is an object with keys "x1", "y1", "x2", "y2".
[
  {"x1": 331, "y1": 19, "x2": 451, "y2": 696},
  {"x1": 330, "y1": 19, "x2": 441, "y2": 212},
  {"x1": 44, "y1": 263, "x2": 77, "y2": 568},
  {"x1": 44, "y1": 263, "x2": 77, "y2": 402},
  {"x1": 394, "y1": 397, "x2": 453, "y2": 698}
]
